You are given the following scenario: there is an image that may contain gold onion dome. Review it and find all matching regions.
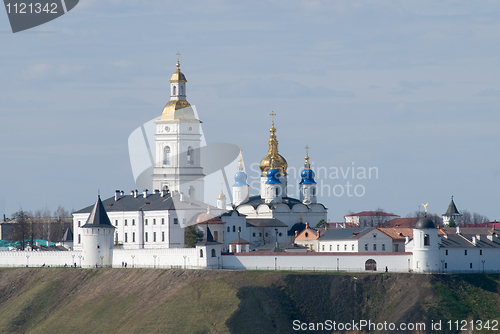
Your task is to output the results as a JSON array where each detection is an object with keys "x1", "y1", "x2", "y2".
[
  {"x1": 259, "y1": 114, "x2": 287, "y2": 176},
  {"x1": 158, "y1": 60, "x2": 198, "y2": 123},
  {"x1": 169, "y1": 60, "x2": 187, "y2": 82}
]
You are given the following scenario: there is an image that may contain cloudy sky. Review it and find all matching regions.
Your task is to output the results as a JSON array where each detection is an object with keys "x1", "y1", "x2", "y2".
[{"x1": 1, "y1": 1, "x2": 499, "y2": 222}]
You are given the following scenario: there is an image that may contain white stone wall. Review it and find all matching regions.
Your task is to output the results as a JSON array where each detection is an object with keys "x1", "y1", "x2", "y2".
[
  {"x1": 222, "y1": 253, "x2": 413, "y2": 272},
  {"x1": 0, "y1": 250, "x2": 81, "y2": 267}
]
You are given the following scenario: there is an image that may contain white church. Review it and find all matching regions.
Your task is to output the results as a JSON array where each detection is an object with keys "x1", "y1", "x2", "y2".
[{"x1": 1, "y1": 60, "x2": 499, "y2": 273}]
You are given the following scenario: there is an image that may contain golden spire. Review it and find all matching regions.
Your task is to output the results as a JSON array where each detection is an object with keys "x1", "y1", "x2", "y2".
[
  {"x1": 259, "y1": 111, "x2": 288, "y2": 176},
  {"x1": 237, "y1": 148, "x2": 244, "y2": 172},
  {"x1": 218, "y1": 183, "x2": 226, "y2": 200},
  {"x1": 268, "y1": 111, "x2": 279, "y2": 156},
  {"x1": 304, "y1": 145, "x2": 310, "y2": 169}
]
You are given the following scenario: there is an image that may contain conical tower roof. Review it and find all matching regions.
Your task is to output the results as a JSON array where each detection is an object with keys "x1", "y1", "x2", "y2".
[
  {"x1": 443, "y1": 197, "x2": 461, "y2": 216},
  {"x1": 82, "y1": 196, "x2": 115, "y2": 228}
]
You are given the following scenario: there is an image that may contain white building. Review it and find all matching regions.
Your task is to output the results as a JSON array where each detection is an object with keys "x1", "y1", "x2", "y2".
[{"x1": 344, "y1": 211, "x2": 399, "y2": 227}]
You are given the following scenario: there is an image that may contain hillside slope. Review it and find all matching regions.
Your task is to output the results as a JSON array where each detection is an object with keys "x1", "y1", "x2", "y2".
[{"x1": 0, "y1": 268, "x2": 498, "y2": 333}]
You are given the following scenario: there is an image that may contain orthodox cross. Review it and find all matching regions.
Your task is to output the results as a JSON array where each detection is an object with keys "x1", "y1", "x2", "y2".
[
  {"x1": 270, "y1": 111, "x2": 276, "y2": 124},
  {"x1": 176, "y1": 51, "x2": 181, "y2": 62}
]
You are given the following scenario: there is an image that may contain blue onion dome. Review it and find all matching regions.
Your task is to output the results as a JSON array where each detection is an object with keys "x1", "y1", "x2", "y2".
[
  {"x1": 300, "y1": 168, "x2": 316, "y2": 184},
  {"x1": 266, "y1": 168, "x2": 281, "y2": 184},
  {"x1": 234, "y1": 171, "x2": 248, "y2": 186}
]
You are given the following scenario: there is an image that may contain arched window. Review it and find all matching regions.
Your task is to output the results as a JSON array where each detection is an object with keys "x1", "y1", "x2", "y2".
[
  {"x1": 180, "y1": 86, "x2": 183, "y2": 95},
  {"x1": 200, "y1": 249, "x2": 203, "y2": 258},
  {"x1": 275, "y1": 187, "x2": 279, "y2": 196},
  {"x1": 163, "y1": 146, "x2": 170, "y2": 165},
  {"x1": 187, "y1": 146, "x2": 194, "y2": 165},
  {"x1": 173, "y1": 86, "x2": 176, "y2": 95},
  {"x1": 213, "y1": 231, "x2": 218, "y2": 241},
  {"x1": 312, "y1": 187, "x2": 316, "y2": 196},
  {"x1": 189, "y1": 186, "x2": 195, "y2": 198},
  {"x1": 211, "y1": 249, "x2": 216, "y2": 257},
  {"x1": 424, "y1": 234, "x2": 430, "y2": 246},
  {"x1": 227, "y1": 227, "x2": 230, "y2": 233}
]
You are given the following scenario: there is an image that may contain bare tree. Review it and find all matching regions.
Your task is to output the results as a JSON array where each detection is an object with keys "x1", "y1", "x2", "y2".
[{"x1": 10, "y1": 210, "x2": 32, "y2": 250}]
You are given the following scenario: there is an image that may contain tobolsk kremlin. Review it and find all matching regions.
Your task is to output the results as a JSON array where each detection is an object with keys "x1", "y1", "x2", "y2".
[{"x1": 1, "y1": 60, "x2": 500, "y2": 274}]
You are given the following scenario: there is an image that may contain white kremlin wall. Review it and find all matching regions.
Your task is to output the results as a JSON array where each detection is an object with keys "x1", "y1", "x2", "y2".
[{"x1": 221, "y1": 252, "x2": 413, "y2": 272}]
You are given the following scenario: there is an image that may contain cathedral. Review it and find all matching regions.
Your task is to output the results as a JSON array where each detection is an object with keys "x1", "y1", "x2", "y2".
[{"x1": 73, "y1": 59, "x2": 328, "y2": 253}]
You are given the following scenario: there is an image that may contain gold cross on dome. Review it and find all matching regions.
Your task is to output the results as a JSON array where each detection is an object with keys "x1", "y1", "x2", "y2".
[
  {"x1": 176, "y1": 51, "x2": 181, "y2": 62},
  {"x1": 305, "y1": 145, "x2": 310, "y2": 157},
  {"x1": 270, "y1": 111, "x2": 276, "y2": 124}
]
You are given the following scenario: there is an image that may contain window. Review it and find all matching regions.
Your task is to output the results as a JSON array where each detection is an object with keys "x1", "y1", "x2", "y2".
[
  {"x1": 382, "y1": 244, "x2": 385, "y2": 251},
  {"x1": 352, "y1": 244, "x2": 355, "y2": 251},
  {"x1": 189, "y1": 186, "x2": 195, "y2": 197},
  {"x1": 373, "y1": 244, "x2": 377, "y2": 251},
  {"x1": 446, "y1": 250, "x2": 448, "y2": 255},
  {"x1": 163, "y1": 146, "x2": 170, "y2": 165},
  {"x1": 214, "y1": 231, "x2": 218, "y2": 241},
  {"x1": 153, "y1": 232, "x2": 156, "y2": 242},
  {"x1": 424, "y1": 234, "x2": 430, "y2": 246},
  {"x1": 312, "y1": 187, "x2": 316, "y2": 196},
  {"x1": 125, "y1": 219, "x2": 128, "y2": 226},
  {"x1": 233, "y1": 226, "x2": 235, "y2": 232},
  {"x1": 337, "y1": 245, "x2": 339, "y2": 251},
  {"x1": 174, "y1": 218, "x2": 178, "y2": 225},
  {"x1": 344, "y1": 244, "x2": 347, "y2": 251},
  {"x1": 373, "y1": 234, "x2": 377, "y2": 238},
  {"x1": 211, "y1": 249, "x2": 216, "y2": 257},
  {"x1": 180, "y1": 86, "x2": 183, "y2": 95},
  {"x1": 445, "y1": 263, "x2": 448, "y2": 269},
  {"x1": 125, "y1": 233, "x2": 128, "y2": 242},
  {"x1": 227, "y1": 227, "x2": 230, "y2": 233},
  {"x1": 465, "y1": 250, "x2": 467, "y2": 255},
  {"x1": 145, "y1": 219, "x2": 148, "y2": 225},
  {"x1": 265, "y1": 233, "x2": 268, "y2": 237},
  {"x1": 78, "y1": 221, "x2": 81, "y2": 227},
  {"x1": 132, "y1": 219, "x2": 135, "y2": 226},
  {"x1": 305, "y1": 232, "x2": 309, "y2": 238},
  {"x1": 115, "y1": 220, "x2": 118, "y2": 226},
  {"x1": 470, "y1": 263, "x2": 473, "y2": 269},
  {"x1": 322, "y1": 245, "x2": 325, "y2": 251},
  {"x1": 162, "y1": 218, "x2": 165, "y2": 225},
  {"x1": 275, "y1": 188, "x2": 279, "y2": 196},
  {"x1": 145, "y1": 232, "x2": 148, "y2": 242},
  {"x1": 78, "y1": 234, "x2": 81, "y2": 244},
  {"x1": 187, "y1": 146, "x2": 194, "y2": 165},
  {"x1": 153, "y1": 219, "x2": 156, "y2": 225},
  {"x1": 259, "y1": 233, "x2": 262, "y2": 237},
  {"x1": 253, "y1": 232, "x2": 256, "y2": 237},
  {"x1": 394, "y1": 244, "x2": 399, "y2": 252},
  {"x1": 329, "y1": 245, "x2": 332, "y2": 251},
  {"x1": 200, "y1": 249, "x2": 203, "y2": 258},
  {"x1": 365, "y1": 244, "x2": 368, "y2": 251},
  {"x1": 172, "y1": 86, "x2": 176, "y2": 95},
  {"x1": 480, "y1": 250, "x2": 483, "y2": 255},
  {"x1": 132, "y1": 232, "x2": 135, "y2": 243},
  {"x1": 162, "y1": 231, "x2": 165, "y2": 242}
]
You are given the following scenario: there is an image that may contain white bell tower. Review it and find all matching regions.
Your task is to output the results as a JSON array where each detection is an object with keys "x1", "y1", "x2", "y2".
[{"x1": 152, "y1": 55, "x2": 205, "y2": 202}]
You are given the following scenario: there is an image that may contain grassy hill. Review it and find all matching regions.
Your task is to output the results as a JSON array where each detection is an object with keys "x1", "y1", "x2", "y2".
[{"x1": 0, "y1": 268, "x2": 499, "y2": 333}]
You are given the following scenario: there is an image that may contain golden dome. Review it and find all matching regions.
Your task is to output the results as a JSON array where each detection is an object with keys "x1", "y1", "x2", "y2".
[
  {"x1": 218, "y1": 191, "x2": 226, "y2": 200},
  {"x1": 157, "y1": 100, "x2": 199, "y2": 122},
  {"x1": 259, "y1": 113, "x2": 288, "y2": 176},
  {"x1": 170, "y1": 61, "x2": 187, "y2": 82}
]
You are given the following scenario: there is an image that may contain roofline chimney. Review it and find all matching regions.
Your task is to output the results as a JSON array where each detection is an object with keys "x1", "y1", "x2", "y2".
[
  {"x1": 143, "y1": 189, "x2": 148, "y2": 198},
  {"x1": 134, "y1": 189, "x2": 138, "y2": 198},
  {"x1": 115, "y1": 190, "x2": 120, "y2": 201}
]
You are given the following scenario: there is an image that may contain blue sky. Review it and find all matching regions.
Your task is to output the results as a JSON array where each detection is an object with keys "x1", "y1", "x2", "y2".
[{"x1": 1, "y1": 1, "x2": 499, "y2": 221}]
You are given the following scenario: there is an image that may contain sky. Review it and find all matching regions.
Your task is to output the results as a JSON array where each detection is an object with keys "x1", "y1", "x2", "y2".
[{"x1": 1, "y1": 0, "x2": 499, "y2": 222}]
